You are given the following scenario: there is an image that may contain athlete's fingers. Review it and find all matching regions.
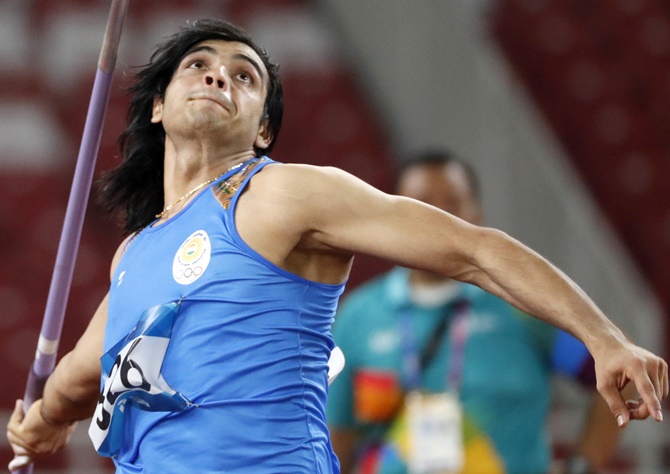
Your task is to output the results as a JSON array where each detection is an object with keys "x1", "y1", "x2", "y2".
[
  {"x1": 631, "y1": 369, "x2": 663, "y2": 422},
  {"x1": 649, "y1": 360, "x2": 666, "y2": 402},
  {"x1": 597, "y1": 379, "x2": 630, "y2": 428},
  {"x1": 6, "y1": 400, "x2": 26, "y2": 446},
  {"x1": 8, "y1": 454, "x2": 31, "y2": 471},
  {"x1": 626, "y1": 398, "x2": 652, "y2": 421},
  {"x1": 660, "y1": 359, "x2": 669, "y2": 400},
  {"x1": 9, "y1": 444, "x2": 27, "y2": 456},
  {"x1": 8, "y1": 400, "x2": 24, "y2": 427},
  {"x1": 7, "y1": 439, "x2": 31, "y2": 472},
  {"x1": 625, "y1": 399, "x2": 641, "y2": 411}
]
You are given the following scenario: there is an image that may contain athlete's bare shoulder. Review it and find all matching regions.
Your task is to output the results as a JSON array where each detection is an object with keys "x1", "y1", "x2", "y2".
[
  {"x1": 252, "y1": 162, "x2": 365, "y2": 212},
  {"x1": 239, "y1": 162, "x2": 356, "y2": 282},
  {"x1": 240, "y1": 162, "x2": 344, "y2": 236},
  {"x1": 258, "y1": 161, "x2": 348, "y2": 187}
]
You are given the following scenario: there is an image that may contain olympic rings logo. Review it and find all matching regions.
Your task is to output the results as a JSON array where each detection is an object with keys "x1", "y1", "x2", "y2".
[{"x1": 175, "y1": 266, "x2": 204, "y2": 281}]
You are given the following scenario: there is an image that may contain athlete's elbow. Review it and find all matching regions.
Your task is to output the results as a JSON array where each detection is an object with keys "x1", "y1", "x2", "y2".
[
  {"x1": 50, "y1": 352, "x2": 101, "y2": 408},
  {"x1": 445, "y1": 226, "x2": 512, "y2": 284}
]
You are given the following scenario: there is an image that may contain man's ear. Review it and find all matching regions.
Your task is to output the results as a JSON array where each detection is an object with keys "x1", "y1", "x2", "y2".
[
  {"x1": 254, "y1": 119, "x2": 273, "y2": 150},
  {"x1": 151, "y1": 96, "x2": 163, "y2": 124}
]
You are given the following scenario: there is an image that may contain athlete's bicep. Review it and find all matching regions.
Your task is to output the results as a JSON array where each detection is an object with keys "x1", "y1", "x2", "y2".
[
  {"x1": 55, "y1": 236, "x2": 129, "y2": 393},
  {"x1": 303, "y1": 166, "x2": 484, "y2": 279},
  {"x1": 60, "y1": 294, "x2": 108, "y2": 392}
]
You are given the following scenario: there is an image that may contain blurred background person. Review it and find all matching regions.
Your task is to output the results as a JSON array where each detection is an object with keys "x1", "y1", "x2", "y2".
[{"x1": 327, "y1": 150, "x2": 623, "y2": 474}]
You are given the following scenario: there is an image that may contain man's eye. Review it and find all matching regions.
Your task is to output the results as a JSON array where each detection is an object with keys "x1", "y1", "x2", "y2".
[
  {"x1": 188, "y1": 61, "x2": 205, "y2": 69},
  {"x1": 237, "y1": 72, "x2": 251, "y2": 83}
]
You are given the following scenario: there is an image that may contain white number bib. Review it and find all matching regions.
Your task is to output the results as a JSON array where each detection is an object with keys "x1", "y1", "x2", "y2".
[{"x1": 89, "y1": 301, "x2": 191, "y2": 457}]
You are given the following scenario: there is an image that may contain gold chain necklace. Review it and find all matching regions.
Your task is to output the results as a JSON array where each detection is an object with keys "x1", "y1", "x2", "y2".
[{"x1": 156, "y1": 161, "x2": 245, "y2": 219}]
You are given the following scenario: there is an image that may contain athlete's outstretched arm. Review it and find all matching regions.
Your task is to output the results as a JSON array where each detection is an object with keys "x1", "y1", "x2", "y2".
[{"x1": 277, "y1": 164, "x2": 668, "y2": 427}]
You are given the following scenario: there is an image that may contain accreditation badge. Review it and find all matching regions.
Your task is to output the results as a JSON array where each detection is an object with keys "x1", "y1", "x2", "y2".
[{"x1": 406, "y1": 390, "x2": 464, "y2": 474}]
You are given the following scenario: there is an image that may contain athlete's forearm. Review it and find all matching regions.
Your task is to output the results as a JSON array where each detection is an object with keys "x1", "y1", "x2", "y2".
[
  {"x1": 40, "y1": 352, "x2": 101, "y2": 425},
  {"x1": 464, "y1": 228, "x2": 626, "y2": 353},
  {"x1": 39, "y1": 295, "x2": 108, "y2": 425}
]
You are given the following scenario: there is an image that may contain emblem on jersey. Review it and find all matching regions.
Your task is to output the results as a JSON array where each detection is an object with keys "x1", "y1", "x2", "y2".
[
  {"x1": 89, "y1": 301, "x2": 191, "y2": 457},
  {"x1": 173, "y1": 230, "x2": 211, "y2": 285}
]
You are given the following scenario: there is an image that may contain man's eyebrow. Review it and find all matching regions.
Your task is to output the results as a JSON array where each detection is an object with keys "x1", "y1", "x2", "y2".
[
  {"x1": 181, "y1": 45, "x2": 265, "y2": 81},
  {"x1": 232, "y1": 53, "x2": 265, "y2": 81},
  {"x1": 182, "y1": 44, "x2": 217, "y2": 60}
]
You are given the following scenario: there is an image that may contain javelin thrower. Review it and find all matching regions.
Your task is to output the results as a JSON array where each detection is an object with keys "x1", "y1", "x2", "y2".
[
  {"x1": 9, "y1": 1, "x2": 129, "y2": 471},
  {"x1": 6, "y1": 11, "x2": 667, "y2": 474}
]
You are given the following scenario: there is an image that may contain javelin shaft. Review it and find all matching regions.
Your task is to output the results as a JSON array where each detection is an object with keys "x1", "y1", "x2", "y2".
[
  {"x1": 24, "y1": 69, "x2": 115, "y2": 397},
  {"x1": 16, "y1": 1, "x2": 129, "y2": 472}
]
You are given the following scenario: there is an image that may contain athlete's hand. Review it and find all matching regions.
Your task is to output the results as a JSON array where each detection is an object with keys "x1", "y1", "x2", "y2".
[
  {"x1": 6, "y1": 399, "x2": 77, "y2": 471},
  {"x1": 592, "y1": 339, "x2": 668, "y2": 428}
]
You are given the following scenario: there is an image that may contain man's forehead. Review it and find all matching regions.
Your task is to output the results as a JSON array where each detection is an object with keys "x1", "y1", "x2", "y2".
[{"x1": 185, "y1": 40, "x2": 263, "y2": 64}]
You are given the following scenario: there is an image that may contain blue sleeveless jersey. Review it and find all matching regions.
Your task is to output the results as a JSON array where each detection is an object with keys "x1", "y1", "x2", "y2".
[{"x1": 102, "y1": 157, "x2": 346, "y2": 473}]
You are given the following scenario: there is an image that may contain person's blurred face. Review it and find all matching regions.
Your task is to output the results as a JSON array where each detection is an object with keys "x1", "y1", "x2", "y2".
[{"x1": 397, "y1": 162, "x2": 482, "y2": 225}]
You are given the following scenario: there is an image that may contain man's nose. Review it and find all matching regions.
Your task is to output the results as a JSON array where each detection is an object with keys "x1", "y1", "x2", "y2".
[{"x1": 204, "y1": 67, "x2": 228, "y2": 89}]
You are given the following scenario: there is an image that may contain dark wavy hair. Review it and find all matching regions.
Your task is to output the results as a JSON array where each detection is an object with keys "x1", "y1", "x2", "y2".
[{"x1": 98, "y1": 19, "x2": 283, "y2": 234}]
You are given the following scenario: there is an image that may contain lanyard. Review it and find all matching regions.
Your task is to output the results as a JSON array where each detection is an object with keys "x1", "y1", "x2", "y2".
[{"x1": 399, "y1": 299, "x2": 469, "y2": 393}]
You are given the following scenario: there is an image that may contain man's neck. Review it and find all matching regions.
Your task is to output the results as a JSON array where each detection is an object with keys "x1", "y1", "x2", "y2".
[
  {"x1": 164, "y1": 137, "x2": 255, "y2": 178},
  {"x1": 164, "y1": 140, "x2": 254, "y2": 183},
  {"x1": 160, "y1": 141, "x2": 257, "y2": 213}
]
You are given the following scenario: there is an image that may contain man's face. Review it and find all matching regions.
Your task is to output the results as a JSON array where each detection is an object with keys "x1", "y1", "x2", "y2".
[
  {"x1": 397, "y1": 162, "x2": 482, "y2": 225},
  {"x1": 151, "y1": 39, "x2": 272, "y2": 152}
]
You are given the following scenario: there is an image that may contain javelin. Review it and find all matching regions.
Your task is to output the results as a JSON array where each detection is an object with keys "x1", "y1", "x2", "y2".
[{"x1": 12, "y1": 1, "x2": 129, "y2": 472}]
